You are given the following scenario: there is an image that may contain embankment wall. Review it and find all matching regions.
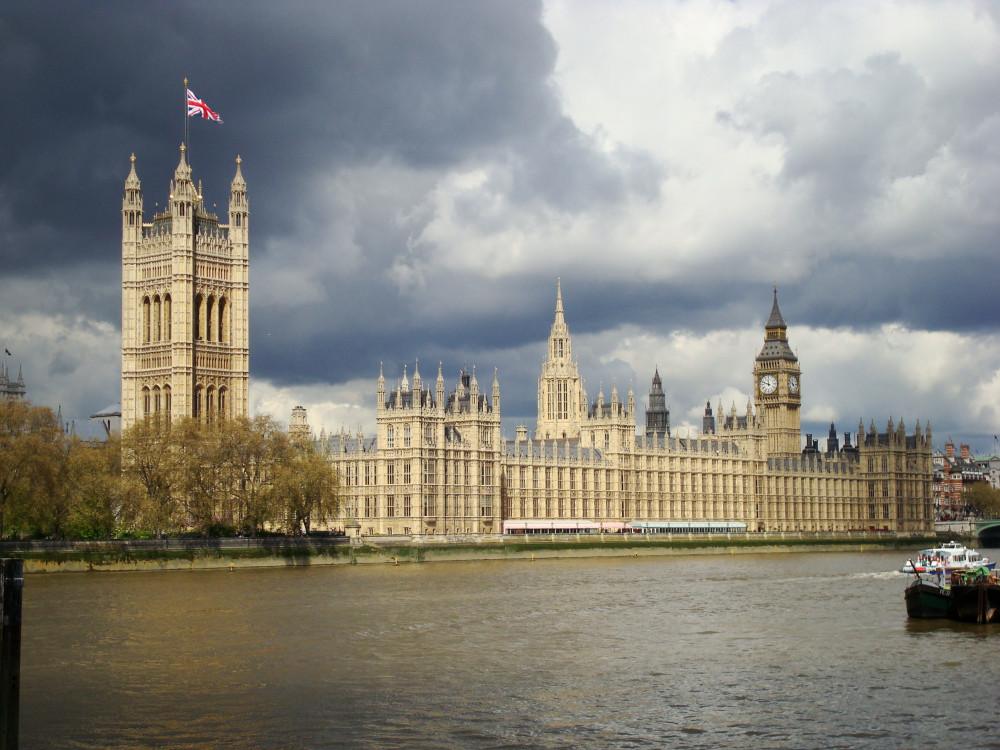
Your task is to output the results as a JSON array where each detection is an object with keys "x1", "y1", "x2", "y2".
[{"x1": 0, "y1": 532, "x2": 949, "y2": 574}]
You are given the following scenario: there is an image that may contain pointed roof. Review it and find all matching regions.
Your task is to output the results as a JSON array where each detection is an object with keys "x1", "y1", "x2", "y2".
[
  {"x1": 174, "y1": 143, "x2": 192, "y2": 183},
  {"x1": 766, "y1": 285, "x2": 786, "y2": 329},
  {"x1": 756, "y1": 286, "x2": 797, "y2": 362},
  {"x1": 554, "y1": 277, "x2": 565, "y2": 326},
  {"x1": 231, "y1": 155, "x2": 245, "y2": 189},
  {"x1": 125, "y1": 153, "x2": 141, "y2": 188}
]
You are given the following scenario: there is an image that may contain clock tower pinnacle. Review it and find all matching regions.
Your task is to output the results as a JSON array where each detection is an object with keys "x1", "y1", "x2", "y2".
[{"x1": 753, "y1": 287, "x2": 801, "y2": 455}]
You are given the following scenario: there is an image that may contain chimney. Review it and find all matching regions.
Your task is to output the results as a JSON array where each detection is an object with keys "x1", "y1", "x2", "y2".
[
  {"x1": 961, "y1": 444, "x2": 970, "y2": 459},
  {"x1": 945, "y1": 442, "x2": 955, "y2": 460}
]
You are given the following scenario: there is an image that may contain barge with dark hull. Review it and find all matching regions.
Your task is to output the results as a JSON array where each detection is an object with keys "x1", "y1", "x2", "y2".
[{"x1": 947, "y1": 568, "x2": 1000, "y2": 624}]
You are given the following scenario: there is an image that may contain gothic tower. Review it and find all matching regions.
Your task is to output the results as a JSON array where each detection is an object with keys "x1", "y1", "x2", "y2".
[
  {"x1": 121, "y1": 146, "x2": 249, "y2": 429},
  {"x1": 644, "y1": 368, "x2": 670, "y2": 442},
  {"x1": 536, "y1": 279, "x2": 587, "y2": 440},
  {"x1": 753, "y1": 287, "x2": 801, "y2": 455}
]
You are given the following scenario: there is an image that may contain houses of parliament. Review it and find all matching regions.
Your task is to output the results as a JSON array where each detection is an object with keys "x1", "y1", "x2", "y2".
[{"x1": 122, "y1": 151, "x2": 934, "y2": 535}]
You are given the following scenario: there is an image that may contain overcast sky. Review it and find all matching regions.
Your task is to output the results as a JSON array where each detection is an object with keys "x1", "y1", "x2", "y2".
[{"x1": 1, "y1": 0, "x2": 999, "y2": 452}]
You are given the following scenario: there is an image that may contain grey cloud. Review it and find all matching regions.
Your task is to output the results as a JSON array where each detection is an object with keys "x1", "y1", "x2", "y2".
[{"x1": 724, "y1": 54, "x2": 942, "y2": 214}]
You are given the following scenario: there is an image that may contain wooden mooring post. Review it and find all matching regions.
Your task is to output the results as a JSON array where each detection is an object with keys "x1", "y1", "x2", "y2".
[{"x1": 0, "y1": 559, "x2": 23, "y2": 750}]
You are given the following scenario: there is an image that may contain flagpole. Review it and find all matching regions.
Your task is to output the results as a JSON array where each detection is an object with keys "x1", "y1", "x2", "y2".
[{"x1": 183, "y1": 77, "x2": 189, "y2": 161}]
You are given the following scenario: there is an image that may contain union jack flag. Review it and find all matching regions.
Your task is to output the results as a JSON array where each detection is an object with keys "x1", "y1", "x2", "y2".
[{"x1": 187, "y1": 89, "x2": 222, "y2": 123}]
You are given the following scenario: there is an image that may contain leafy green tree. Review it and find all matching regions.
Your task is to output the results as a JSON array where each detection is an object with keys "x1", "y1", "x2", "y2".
[
  {"x1": 121, "y1": 416, "x2": 180, "y2": 537},
  {"x1": 63, "y1": 435, "x2": 139, "y2": 539},
  {"x1": 173, "y1": 417, "x2": 230, "y2": 535},
  {"x1": 270, "y1": 436, "x2": 340, "y2": 535},
  {"x1": 964, "y1": 482, "x2": 1000, "y2": 518},
  {"x1": 0, "y1": 399, "x2": 64, "y2": 538},
  {"x1": 220, "y1": 414, "x2": 286, "y2": 536}
]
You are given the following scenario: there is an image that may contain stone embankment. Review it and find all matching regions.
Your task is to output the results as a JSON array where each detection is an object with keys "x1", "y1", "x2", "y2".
[{"x1": 0, "y1": 532, "x2": 949, "y2": 574}]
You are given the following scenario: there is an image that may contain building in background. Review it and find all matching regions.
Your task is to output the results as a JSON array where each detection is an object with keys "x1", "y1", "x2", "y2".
[
  {"x1": 121, "y1": 146, "x2": 249, "y2": 429},
  {"x1": 0, "y1": 362, "x2": 25, "y2": 399},
  {"x1": 319, "y1": 285, "x2": 934, "y2": 536},
  {"x1": 933, "y1": 442, "x2": 988, "y2": 519},
  {"x1": 973, "y1": 453, "x2": 1000, "y2": 490}
]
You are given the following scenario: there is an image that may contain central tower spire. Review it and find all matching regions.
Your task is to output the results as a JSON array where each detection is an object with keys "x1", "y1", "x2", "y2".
[{"x1": 536, "y1": 279, "x2": 585, "y2": 440}]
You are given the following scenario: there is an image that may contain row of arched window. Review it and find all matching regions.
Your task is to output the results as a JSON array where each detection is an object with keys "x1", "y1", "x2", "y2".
[
  {"x1": 140, "y1": 292, "x2": 230, "y2": 344},
  {"x1": 194, "y1": 384, "x2": 228, "y2": 421},
  {"x1": 141, "y1": 294, "x2": 172, "y2": 343},
  {"x1": 141, "y1": 384, "x2": 172, "y2": 418},
  {"x1": 193, "y1": 293, "x2": 229, "y2": 343},
  {"x1": 141, "y1": 383, "x2": 228, "y2": 421}
]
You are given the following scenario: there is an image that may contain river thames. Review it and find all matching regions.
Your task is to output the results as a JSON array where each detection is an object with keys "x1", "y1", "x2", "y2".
[{"x1": 18, "y1": 548, "x2": 1000, "y2": 749}]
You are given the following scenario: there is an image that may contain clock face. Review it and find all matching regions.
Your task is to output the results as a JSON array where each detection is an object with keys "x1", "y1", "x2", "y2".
[
  {"x1": 759, "y1": 374, "x2": 777, "y2": 394},
  {"x1": 788, "y1": 375, "x2": 799, "y2": 394}
]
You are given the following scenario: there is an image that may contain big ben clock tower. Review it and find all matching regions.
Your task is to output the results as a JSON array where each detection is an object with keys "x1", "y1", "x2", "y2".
[{"x1": 754, "y1": 287, "x2": 801, "y2": 456}]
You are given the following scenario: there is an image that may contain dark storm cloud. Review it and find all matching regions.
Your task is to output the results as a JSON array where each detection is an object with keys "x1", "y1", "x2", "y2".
[
  {"x1": 0, "y1": 1, "x2": 557, "y2": 266},
  {"x1": 0, "y1": 0, "x2": 659, "y2": 363},
  {"x1": 5, "y1": 0, "x2": 999, "y2": 446}
]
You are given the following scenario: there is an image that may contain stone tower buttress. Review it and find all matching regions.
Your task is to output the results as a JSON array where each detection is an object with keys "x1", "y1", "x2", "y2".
[{"x1": 121, "y1": 154, "x2": 143, "y2": 424}]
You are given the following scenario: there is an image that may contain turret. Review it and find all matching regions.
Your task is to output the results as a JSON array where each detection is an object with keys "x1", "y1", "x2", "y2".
[
  {"x1": 377, "y1": 361, "x2": 386, "y2": 412},
  {"x1": 702, "y1": 401, "x2": 715, "y2": 435},
  {"x1": 470, "y1": 366, "x2": 479, "y2": 412},
  {"x1": 228, "y1": 155, "x2": 248, "y2": 243},
  {"x1": 436, "y1": 361, "x2": 445, "y2": 412},
  {"x1": 122, "y1": 154, "x2": 143, "y2": 253},
  {"x1": 170, "y1": 144, "x2": 196, "y2": 236}
]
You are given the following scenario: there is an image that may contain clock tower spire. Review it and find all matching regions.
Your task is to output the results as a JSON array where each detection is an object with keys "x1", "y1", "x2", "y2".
[{"x1": 753, "y1": 287, "x2": 801, "y2": 455}]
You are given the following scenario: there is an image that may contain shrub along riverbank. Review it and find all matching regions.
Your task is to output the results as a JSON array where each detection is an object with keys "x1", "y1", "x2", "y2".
[{"x1": 2, "y1": 532, "x2": 950, "y2": 573}]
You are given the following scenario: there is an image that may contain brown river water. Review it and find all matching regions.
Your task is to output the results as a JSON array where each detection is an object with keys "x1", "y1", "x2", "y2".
[{"x1": 18, "y1": 549, "x2": 1000, "y2": 749}]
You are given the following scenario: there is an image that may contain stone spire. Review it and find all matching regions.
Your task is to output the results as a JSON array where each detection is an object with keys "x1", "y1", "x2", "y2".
[
  {"x1": 125, "y1": 153, "x2": 141, "y2": 190},
  {"x1": 174, "y1": 143, "x2": 192, "y2": 183},
  {"x1": 757, "y1": 286, "x2": 797, "y2": 362},
  {"x1": 470, "y1": 365, "x2": 479, "y2": 411},
  {"x1": 377, "y1": 361, "x2": 386, "y2": 411},
  {"x1": 766, "y1": 284, "x2": 786, "y2": 329},
  {"x1": 436, "y1": 361, "x2": 445, "y2": 410},
  {"x1": 232, "y1": 154, "x2": 246, "y2": 189}
]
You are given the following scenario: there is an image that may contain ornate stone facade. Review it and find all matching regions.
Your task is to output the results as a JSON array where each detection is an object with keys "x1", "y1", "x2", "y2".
[
  {"x1": 121, "y1": 146, "x2": 249, "y2": 429},
  {"x1": 322, "y1": 284, "x2": 933, "y2": 535}
]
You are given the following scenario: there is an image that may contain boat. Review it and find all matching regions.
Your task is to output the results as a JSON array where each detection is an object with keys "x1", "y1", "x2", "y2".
[
  {"x1": 904, "y1": 568, "x2": 951, "y2": 619},
  {"x1": 947, "y1": 567, "x2": 1000, "y2": 624},
  {"x1": 899, "y1": 541, "x2": 995, "y2": 574}
]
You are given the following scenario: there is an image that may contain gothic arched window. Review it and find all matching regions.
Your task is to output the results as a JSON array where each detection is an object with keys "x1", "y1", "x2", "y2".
[
  {"x1": 194, "y1": 294, "x2": 204, "y2": 340},
  {"x1": 206, "y1": 296, "x2": 215, "y2": 341},
  {"x1": 218, "y1": 297, "x2": 227, "y2": 343},
  {"x1": 163, "y1": 295, "x2": 172, "y2": 340},
  {"x1": 142, "y1": 297, "x2": 151, "y2": 343}
]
